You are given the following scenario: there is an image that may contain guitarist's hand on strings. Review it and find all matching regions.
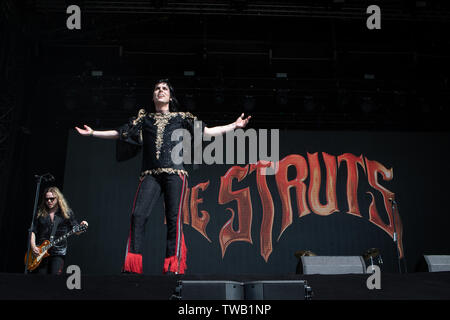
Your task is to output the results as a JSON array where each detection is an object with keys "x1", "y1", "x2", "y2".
[{"x1": 31, "y1": 245, "x2": 40, "y2": 257}]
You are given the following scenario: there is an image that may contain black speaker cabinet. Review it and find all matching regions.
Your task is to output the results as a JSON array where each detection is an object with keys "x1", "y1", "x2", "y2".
[
  {"x1": 173, "y1": 280, "x2": 244, "y2": 300},
  {"x1": 244, "y1": 280, "x2": 312, "y2": 300}
]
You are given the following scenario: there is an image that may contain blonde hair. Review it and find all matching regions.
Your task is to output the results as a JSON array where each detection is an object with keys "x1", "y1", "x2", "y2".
[{"x1": 37, "y1": 186, "x2": 72, "y2": 219}]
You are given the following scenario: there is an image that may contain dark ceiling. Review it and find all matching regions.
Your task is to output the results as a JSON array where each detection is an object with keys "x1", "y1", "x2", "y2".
[{"x1": 5, "y1": 0, "x2": 450, "y2": 129}]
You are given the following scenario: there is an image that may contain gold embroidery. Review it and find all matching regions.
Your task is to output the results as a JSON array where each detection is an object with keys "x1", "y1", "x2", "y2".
[
  {"x1": 131, "y1": 109, "x2": 146, "y2": 144},
  {"x1": 153, "y1": 113, "x2": 175, "y2": 159},
  {"x1": 179, "y1": 112, "x2": 197, "y2": 120},
  {"x1": 147, "y1": 112, "x2": 196, "y2": 159},
  {"x1": 146, "y1": 112, "x2": 196, "y2": 120},
  {"x1": 140, "y1": 168, "x2": 188, "y2": 179}
]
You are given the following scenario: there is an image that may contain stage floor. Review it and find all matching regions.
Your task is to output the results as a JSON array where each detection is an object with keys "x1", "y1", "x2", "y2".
[{"x1": 1, "y1": 272, "x2": 449, "y2": 300}]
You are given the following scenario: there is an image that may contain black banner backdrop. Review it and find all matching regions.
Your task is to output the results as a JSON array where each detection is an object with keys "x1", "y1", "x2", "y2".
[{"x1": 62, "y1": 129, "x2": 450, "y2": 275}]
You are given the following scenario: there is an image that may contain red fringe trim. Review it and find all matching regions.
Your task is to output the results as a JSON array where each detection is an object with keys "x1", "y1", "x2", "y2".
[
  {"x1": 163, "y1": 233, "x2": 187, "y2": 274},
  {"x1": 123, "y1": 252, "x2": 143, "y2": 274}
]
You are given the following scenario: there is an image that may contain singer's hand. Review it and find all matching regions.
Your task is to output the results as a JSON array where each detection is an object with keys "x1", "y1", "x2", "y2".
[
  {"x1": 75, "y1": 125, "x2": 94, "y2": 137},
  {"x1": 234, "y1": 113, "x2": 252, "y2": 129}
]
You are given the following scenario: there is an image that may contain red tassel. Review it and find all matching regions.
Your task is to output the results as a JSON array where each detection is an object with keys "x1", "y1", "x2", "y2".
[
  {"x1": 163, "y1": 256, "x2": 178, "y2": 273},
  {"x1": 163, "y1": 233, "x2": 188, "y2": 274},
  {"x1": 123, "y1": 252, "x2": 143, "y2": 274}
]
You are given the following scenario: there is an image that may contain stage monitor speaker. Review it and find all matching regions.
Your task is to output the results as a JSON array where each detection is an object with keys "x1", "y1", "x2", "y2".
[
  {"x1": 244, "y1": 280, "x2": 312, "y2": 300},
  {"x1": 298, "y1": 256, "x2": 366, "y2": 275},
  {"x1": 172, "y1": 280, "x2": 244, "y2": 300},
  {"x1": 424, "y1": 255, "x2": 450, "y2": 272}
]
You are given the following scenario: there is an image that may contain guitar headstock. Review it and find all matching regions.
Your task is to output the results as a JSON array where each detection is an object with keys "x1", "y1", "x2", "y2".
[{"x1": 74, "y1": 223, "x2": 88, "y2": 234}]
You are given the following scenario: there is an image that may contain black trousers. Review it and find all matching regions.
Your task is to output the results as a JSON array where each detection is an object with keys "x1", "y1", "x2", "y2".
[
  {"x1": 35, "y1": 255, "x2": 65, "y2": 275},
  {"x1": 122, "y1": 173, "x2": 187, "y2": 274}
]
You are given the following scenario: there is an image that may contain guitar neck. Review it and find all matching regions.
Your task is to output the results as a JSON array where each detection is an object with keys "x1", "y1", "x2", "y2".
[
  {"x1": 43, "y1": 229, "x2": 77, "y2": 251},
  {"x1": 53, "y1": 229, "x2": 77, "y2": 245}
]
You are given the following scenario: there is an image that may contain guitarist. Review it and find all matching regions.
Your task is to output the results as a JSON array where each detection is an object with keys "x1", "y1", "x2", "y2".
[{"x1": 29, "y1": 186, "x2": 88, "y2": 275}]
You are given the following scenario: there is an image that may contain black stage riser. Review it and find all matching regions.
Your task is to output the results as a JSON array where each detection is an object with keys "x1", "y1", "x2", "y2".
[{"x1": 1, "y1": 272, "x2": 450, "y2": 300}]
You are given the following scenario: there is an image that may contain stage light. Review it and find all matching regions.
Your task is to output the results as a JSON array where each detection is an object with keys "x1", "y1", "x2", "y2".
[
  {"x1": 276, "y1": 73, "x2": 288, "y2": 78},
  {"x1": 91, "y1": 70, "x2": 103, "y2": 77}
]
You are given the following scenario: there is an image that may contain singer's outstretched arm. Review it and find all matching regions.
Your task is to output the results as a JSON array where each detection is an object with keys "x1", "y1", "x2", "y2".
[
  {"x1": 75, "y1": 125, "x2": 119, "y2": 139},
  {"x1": 203, "y1": 113, "x2": 251, "y2": 138}
]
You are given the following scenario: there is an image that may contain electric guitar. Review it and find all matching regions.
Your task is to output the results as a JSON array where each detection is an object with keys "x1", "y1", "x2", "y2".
[{"x1": 25, "y1": 223, "x2": 88, "y2": 271}]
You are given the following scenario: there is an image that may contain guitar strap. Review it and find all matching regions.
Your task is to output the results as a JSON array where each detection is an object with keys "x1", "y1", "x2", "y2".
[{"x1": 50, "y1": 215, "x2": 63, "y2": 242}]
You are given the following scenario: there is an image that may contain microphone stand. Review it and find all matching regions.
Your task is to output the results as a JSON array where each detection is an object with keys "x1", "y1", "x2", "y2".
[
  {"x1": 390, "y1": 199, "x2": 402, "y2": 274},
  {"x1": 24, "y1": 173, "x2": 53, "y2": 274}
]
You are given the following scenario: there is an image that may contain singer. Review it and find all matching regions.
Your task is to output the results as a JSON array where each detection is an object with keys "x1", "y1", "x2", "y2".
[
  {"x1": 75, "y1": 79, "x2": 251, "y2": 275},
  {"x1": 30, "y1": 186, "x2": 88, "y2": 275}
]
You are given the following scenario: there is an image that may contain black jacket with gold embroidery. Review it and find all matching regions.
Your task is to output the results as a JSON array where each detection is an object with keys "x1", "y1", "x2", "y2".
[{"x1": 116, "y1": 110, "x2": 206, "y2": 177}]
